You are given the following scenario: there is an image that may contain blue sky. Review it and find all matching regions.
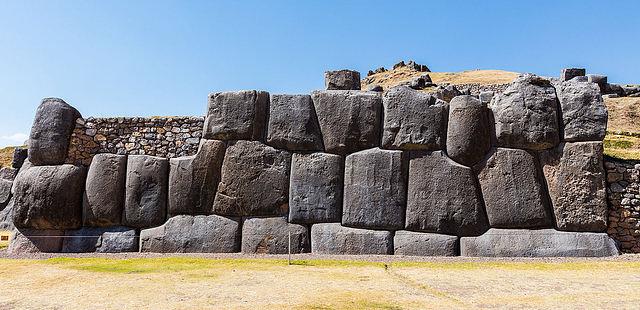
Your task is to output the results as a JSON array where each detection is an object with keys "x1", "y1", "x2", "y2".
[{"x1": 1, "y1": 0, "x2": 639, "y2": 147}]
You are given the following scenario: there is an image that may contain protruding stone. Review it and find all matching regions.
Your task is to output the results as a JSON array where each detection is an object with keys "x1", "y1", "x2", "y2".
[
  {"x1": 8, "y1": 228, "x2": 64, "y2": 253},
  {"x1": 289, "y1": 153, "x2": 343, "y2": 224},
  {"x1": 556, "y1": 80, "x2": 608, "y2": 141},
  {"x1": 343, "y1": 148, "x2": 406, "y2": 230},
  {"x1": 13, "y1": 165, "x2": 86, "y2": 230},
  {"x1": 460, "y1": 229, "x2": 619, "y2": 257},
  {"x1": 203, "y1": 90, "x2": 269, "y2": 141},
  {"x1": 140, "y1": 215, "x2": 240, "y2": 253},
  {"x1": 324, "y1": 70, "x2": 361, "y2": 90},
  {"x1": 561, "y1": 68, "x2": 586, "y2": 81},
  {"x1": 479, "y1": 91, "x2": 494, "y2": 105},
  {"x1": 475, "y1": 148, "x2": 552, "y2": 228},
  {"x1": 393, "y1": 231, "x2": 458, "y2": 256},
  {"x1": 83, "y1": 154, "x2": 127, "y2": 227},
  {"x1": 587, "y1": 74, "x2": 608, "y2": 92},
  {"x1": 213, "y1": 140, "x2": 291, "y2": 217},
  {"x1": 311, "y1": 90, "x2": 382, "y2": 155},
  {"x1": 446, "y1": 95, "x2": 491, "y2": 166},
  {"x1": 381, "y1": 86, "x2": 448, "y2": 151},
  {"x1": 406, "y1": 151, "x2": 488, "y2": 236},
  {"x1": 62, "y1": 227, "x2": 137, "y2": 253},
  {"x1": 241, "y1": 217, "x2": 309, "y2": 254},
  {"x1": 266, "y1": 94, "x2": 323, "y2": 151},
  {"x1": 489, "y1": 74, "x2": 560, "y2": 150},
  {"x1": 123, "y1": 155, "x2": 169, "y2": 229},
  {"x1": 311, "y1": 223, "x2": 393, "y2": 255},
  {"x1": 11, "y1": 148, "x2": 28, "y2": 169},
  {"x1": 28, "y1": 98, "x2": 81, "y2": 165},
  {"x1": 434, "y1": 85, "x2": 461, "y2": 102},
  {"x1": 367, "y1": 84, "x2": 383, "y2": 92},
  {"x1": 540, "y1": 142, "x2": 607, "y2": 232}
]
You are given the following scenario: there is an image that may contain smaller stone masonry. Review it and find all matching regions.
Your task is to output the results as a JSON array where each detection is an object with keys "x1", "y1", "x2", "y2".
[{"x1": 605, "y1": 158, "x2": 640, "y2": 253}]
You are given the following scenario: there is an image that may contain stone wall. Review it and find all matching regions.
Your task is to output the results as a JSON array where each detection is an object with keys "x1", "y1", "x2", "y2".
[{"x1": 605, "y1": 158, "x2": 640, "y2": 253}]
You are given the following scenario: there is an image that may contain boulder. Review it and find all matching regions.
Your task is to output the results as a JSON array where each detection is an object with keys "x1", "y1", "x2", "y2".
[
  {"x1": 434, "y1": 85, "x2": 461, "y2": 102},
  {"x1": 28, "y1": 98, "x2": 81, "y2": 165},
  {"x1": 0, "y1": 198, "x2": 15, "y2": 230},
  {"x1": 11, "y1": 147, "x2": 28, "y2": 169},
  {"x1": 83, "y1": 154, "x2": 127, "y2": 227},
  {"x1": 213, "y1": 140, "x2": 291, "y2": 216},
  {"x1": 479, "y1": 91, "x2": 494, "y2": 105},
  {"x1": 587, "y1": 74, "x2": 607, "y2": 92},
  {"x1": 241, "y1": 217, "x2": 309, "y2": 254},
  {"x1": 342, "y1": 148, "x2": 406, "y2": 230},
  {"x1": 381, "y1": 86, "x2": 448, "y2": 151},
  {"x1": 556, "y1": 80, "x2": 608, "y2": 141},
  {"x1": 289, "y1": 152, "x2": 343, "y2": 224},
  {"x1": 489, "y1": 74, "x2": 560, "y2": 150},
  {"x1": 0, "y1": 179, "x2": 11, "y2": 209},
  {"x1": 311, "y1": 90, "x2": 382, "y2": 155},
  {"x1": 310, "y1": 223, "x2": 393, "y2": 255},
  {"x1": 13, "y1": 164, "x2": 86, "y2": 230},
  {"x1": 140, "y1": 215, "x2": 240, "y2": 253},
  {"x1": 203, "y1": 90, "x2": 269, "y2": 141},
  {"x1": 324, "y1": 70, "x2": 361, "y2": 90},
  {"x1": 367, "y1": 84, "x2": 383, "y2": 92},
  {"x1": 62, "y1": 226, "x2": 137, "y2": 253},
  {"x1": 393, "y1": 231, "x2": 459, "y2": 256},
  {"x1": 475, "y1": 148, "x2": 552, "y2": 228},
  {"x1": 460, "y1": 228, "x2": 619, "y2": 257},
  {"x1": 0, "y1": 167, "x2": 17, "y2": 180},
  {"x1": 561, "y1": 68, "x2": 585, "y2": 81},
  {"x1": 123, "y1": 155, "x2": 169, "y2": 229},
  {"x1": 266, "y1": 94, "x2": 323, "y2": 151},
  {"x1": 7, "y1": 228, "x2": 63, "y2": 253},
  {"x1": 446, "y1": 95, "x2": 491, "y2": 166},
  {"x1": 406, "y1": 151, "x2": 488, "y2": 236},
  {"x1": 540, "y1": 142, "x2": 607, "y2": 232},
  {"x1": 168, "y1": 139, "x2": 225, "y2": 216}
]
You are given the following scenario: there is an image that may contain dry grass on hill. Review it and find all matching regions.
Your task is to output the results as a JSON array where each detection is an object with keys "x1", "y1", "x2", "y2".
[
  {"x1": 604, "y1": 97, "x2": 640, "y2": 160},
  {"x1": 0, "y1": 146, "x2": 17, "y2": 168}
]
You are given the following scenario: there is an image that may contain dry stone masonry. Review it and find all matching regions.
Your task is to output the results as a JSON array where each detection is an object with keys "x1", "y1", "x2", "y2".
[{"x1": 4, "y1": 67, "x2": 631, "y2": 256}]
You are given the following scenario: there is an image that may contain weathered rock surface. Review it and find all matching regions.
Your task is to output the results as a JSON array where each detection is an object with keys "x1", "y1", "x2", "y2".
[
  {"x1": 540, "y1": 142, "x2": 607, "y2": 232},
  {"x1": 289, "y1": 152, "x2": 343, "y2": 224},
  {"x1": 406, "y1": 151, "x2": 488, "y2": 236},
  {"x1": 8, "y1": 228, "x2": 64, "y2": 253},
  {"x1": 446, "y1": 95, "x2": 491, "y2": 166},
  {"x1": 393, "y1": 231, "x2": 459, "y2": 256},
  {"x1": 475, "y1": 148, "x2": 552, "y2": 228},
  {"x1": 0, "y1": 198, "x2": 14, "y2": 230},
  {"x1": 310, "y1": 223, "x2": 393, "y2": 255},
  {"x1": 62, "y1": 226, "x2": 137, "y2": 253},
  {"x1": 324, "y1": 70, "x2": 361, "y2": 90},
  {"x1": 555, "y1": 80, "x2": 608, "y2": 141},
  {"x1": 213, "y1": 140, "x2": 291, "y2": 216},
  {"x1": 168, "y1": 139, "x2": 225, "y2": 216},
  {"x1": 343, "y1": 148, "x2": 406, "y2": 230},
  {"x1": 311, "y1": 90, "x2": 382, "y2": 155},
  {"x1": 11, "y1": 147, "x2": 28, "y2": 169},
  {"x1": 0, "y1": 167, "x2": 17, "y2": 181},
  {"x1": 241, "y1": 217, "x2": 309, "y2": 254},
  {"x1": 83, "y1": 154, "x2": 127, "y2": 227},
  {"x1": 434, "y1": 85, "x2": 462, "y2": 102},
  {"x1": 587, "y1": 74, "x2": 608, "y2": 92},
  {"x1": 123, "y1": 155, "x2": 168, "y2": 229},
  {"x1": 561, "y1": 68, "x2": 586, "y2": 81},
  {"x1": 0, "y1": 179, "x2": 12, "y2": 209},
  {"x1": 460, "y1": 229, "x2": 619, "y2": 257},
  {"x1": 140, "y1": 215, "x2": 240, "y2": 253},
  {"x1": 28, "y1": 98, "x2": 82, "y2": 165},
  {"x1": 203, "y1": 90, "x2": 269, "y2": 141},
  {"x1": 266, "y1": 94, "x2": 323, "y2": 151},
  {"x1": 13, "y1": 165, "x2": 86, "y2": 230},
  {"x1": 489, "y1": 74, "x2": 560, "y2": 150},
  {"x1": 381, "y1": 86, "x2": 448, "y2": 150}
]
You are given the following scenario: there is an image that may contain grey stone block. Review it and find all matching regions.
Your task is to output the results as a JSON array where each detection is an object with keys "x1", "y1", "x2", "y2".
[
  {"x1": 11, "y1": 148, "x2": 28, "y2": 169},
  {"x1": 561, "y1": 68, "x2": 586, "y2": 81},
  {"x1": 83, "y1": 154, "x2": 127, "y2": 227},
  {"x1": 7, "y1": 228, "x2": 64, "y2": 253},
  {"x1": 0, "y1": 198, "x2": 14, "y2": 230},
  {"x1": 446, "y1": 95, "x2": 491, "y2": 166},
  {"x1": 393, "y1": 231, "x2": 458, "y2": 256},
  {"x1": 0, "y1": 179, "x2": 11, "y2": 209},
  {"x1": 324, "y1": 70, "x2": 361, "y2": 90},
  {"x1": 123, "y1": 155, "x2": 168, "y2": 229},
  {"x1": 587, "y1": 74, "x2": 608, "y2": 92},
  {"x1": 310, "y1": 223, "x2": 393, "y2": 255},
  {"x1": 62, "y1": 226, "x2": 137, "y2": 253},
  {"x1": 28, "y1": 98, "x2": 82, "y2": 165},
  {"x1": 241, "y1": 217, "x2": 309, "y2": 254},
  {"x1": 266, "y1": 94, "x2": 323, "y2": 151},
  {"x1": 556, "y1": 80, "x2": 608, "y2": 141},
  {"x1": 203, "y1": 90, "x2": 269, "y2": 141}
]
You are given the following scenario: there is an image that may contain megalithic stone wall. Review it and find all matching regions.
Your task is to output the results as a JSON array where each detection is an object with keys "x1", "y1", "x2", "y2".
[{"x1": 6, "y1": 69, "x2": 630, "y2": 256}]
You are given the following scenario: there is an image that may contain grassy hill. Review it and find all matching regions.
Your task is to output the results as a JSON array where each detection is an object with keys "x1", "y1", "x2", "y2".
[{"x1": 0, "y1": 146, "x2": 18, "y2": 168}]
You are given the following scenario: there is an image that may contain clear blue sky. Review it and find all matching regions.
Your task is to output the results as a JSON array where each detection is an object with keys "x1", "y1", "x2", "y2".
[{"x1": 1, "y1": 0, "x2": 639, "y2": 147}]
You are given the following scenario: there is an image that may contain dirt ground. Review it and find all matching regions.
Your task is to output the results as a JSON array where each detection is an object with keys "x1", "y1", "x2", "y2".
[{"x1": 0, "y1": 252, "x2": 639, "y2": 310}]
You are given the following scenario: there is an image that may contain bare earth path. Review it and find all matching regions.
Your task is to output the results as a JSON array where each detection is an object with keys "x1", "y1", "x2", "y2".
[{"x1": 0, "y1": 253, "x2": 639, "y2": 309}]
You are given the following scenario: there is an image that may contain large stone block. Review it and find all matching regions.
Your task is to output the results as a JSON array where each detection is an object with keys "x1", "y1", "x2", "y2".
[
  {"x1": 11, "y1": 147, "x2": 28, "y2": 169},
  {"x1": 62, "y1": 226, "x2": 137, "y2": 253},
  {"x1": 0, "y1": 198, "x2": 14, "y2": 230},
  {"x1": 140, "y1": 215, "x2": 240, "y2": 253},
  {"x1": 83, "y1": 153, "x2": 127, "y2": 227},
  {"x1": 168, "y1": 139, "x2": 225, "y2": 216},
  {"x1": 13, "y1": 165, "x2": 86, "y2": 230},
  {"x1": 475, "y1": 148, "x2": 552, "y2": 228},
  {"x1": 406, "y1": 151, "x2": 488, "y2": 236},
  {"x1": 7, "y1": 228, "x2": 64, "y2": 254},
  {"x1": 311, "y1": 90, "x2": 382, "y2": 155},
  {"x1": 540, "y1": 142, "x2": 607, "y2": 232},
  {"x1": 556, "y1": 80, "x2": 608, "y2": 141},
  {"x1": 241, "y1": 217, "x2": 309, "y2": 254},
  {"x1": 289, "y1": 152, "x2": 343, "y2": 224},
  {"x1": 460, "y1": 229, "x2": 619, "y2": 257},
  {"x1": 213, "y1": 140, "x2": 291, "y2": 217},
  {"x1": 393, "y1": 231, "x2": 459, "y2": 256},
  {"x1": 203, "y1": 90, "x2": 269, "y2": 141},
  {"x1": 561, "y1": 68, "x2": 586, "y2": 81},
  {"x1": 324, "y1": 70, "x2": 361, "y2": 90},
  {"x1": 342, "y1": 148, "x2": 406, "y2": 230},
  {"x1": 28, "y1": 98, "x2": 81, "y2": 165},
  {"x1": 489, "y1": 74, "x2": 560, "y2": 150},
  {"x1": 266, "y1": 94, "x2": 323, "y2": 151},
  {"x1": 310, "y1": 223, "x2": 393, "y2": 255},
  {"x1": 446, "y1": 95, "x2": 491, "y2": 166},
  {"x1": 381, "y1": 86, "x2": 448, "y2": 151},
  {"x1": 123, "y1": 155, "x2": 169, "y2": 229},
  {"x1": 0, "y1": 179, "x2": 11, "y2": 210}
]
